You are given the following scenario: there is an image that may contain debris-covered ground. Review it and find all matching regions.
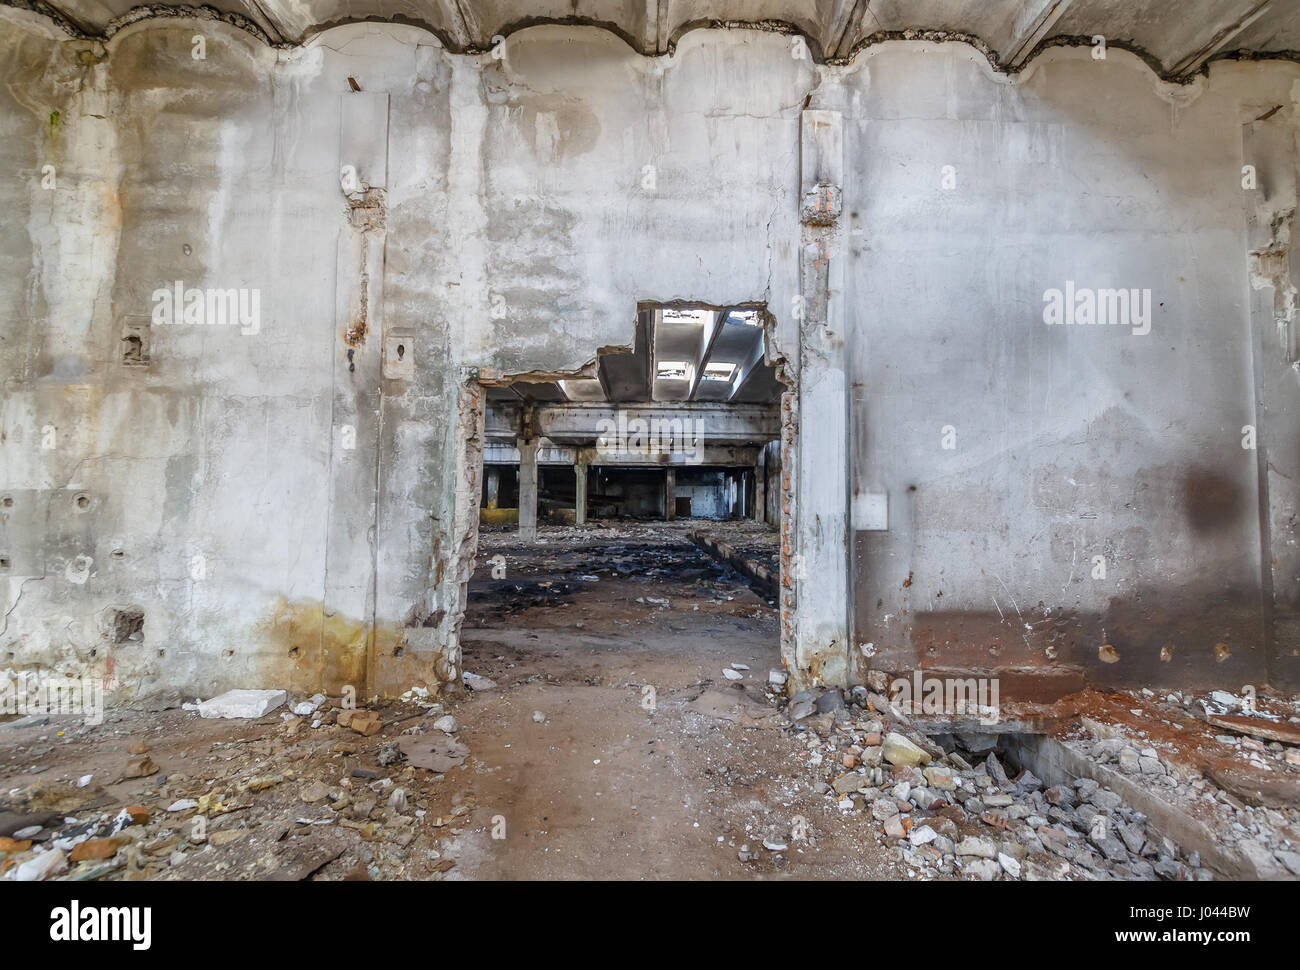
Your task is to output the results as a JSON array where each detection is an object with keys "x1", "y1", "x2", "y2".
[{"x1": 2, "y1": 523, "x2": 1298, "y2": 880}]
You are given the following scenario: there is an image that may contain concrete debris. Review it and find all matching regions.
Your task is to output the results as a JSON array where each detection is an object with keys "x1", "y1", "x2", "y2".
[
  {"x1": 882, "y1": 733, "x2": 931, "y2": 768},
  {"x1": 293, "y1": 694, "x2": 327, "y2": 716},
  {"x1": 123, "y1": 756, "x2": 158, "y2": 779},
  {"x1": 195, "y1": 689, "x2": 288, "y2": 720},
  {"x1": 463, "y1": 672, "x2": 497, "y2": 692},
  {"x1": 784, "y1": 683, "x2": 1283, "y2": 882},
  {"x1": 338, "y1": 710, "x2": 383, "y2": 736},
  {"x1": 397, "y1": 735, "x2": 469, "y2": 773},
  {"x1": 299, "y1": 781, "x2": 330, "y2": 803},
  {"x1": 14, "y1": 847, "x2": 66, "y2": 881},
  {"x1": 722, "y1": 668, "x2": 744, "y2": 681}
]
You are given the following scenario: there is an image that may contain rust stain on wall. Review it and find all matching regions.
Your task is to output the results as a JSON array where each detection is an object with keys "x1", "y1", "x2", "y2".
[{"x1": 253, "y1": 597, "x2": 387, "y2": 695}]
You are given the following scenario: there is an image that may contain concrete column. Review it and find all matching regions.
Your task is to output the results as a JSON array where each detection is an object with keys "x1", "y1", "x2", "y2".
[
  {"x1": 518, "y1": 438, "x2": 538, "y2": 542},
  {"x1": 485, "y1": 466, "x2": 500, "y2": 510},
  {"x1": 753, "y1": 453, "x2": 766, "y2": 524},
  {"x1": 793, "y1": 109, "x2": 850, "y2": 689},
  {"x1": 664, "y1": 467, "x2": 676, "y2": 520},
  {"x1": 574, "y1": 462, "x2": 587, "y2": 526}
]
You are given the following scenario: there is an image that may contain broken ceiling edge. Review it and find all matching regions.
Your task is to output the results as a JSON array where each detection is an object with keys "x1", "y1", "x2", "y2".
[{"x1": 3, "y1": 2, "x2": 1299, "y2": 85}]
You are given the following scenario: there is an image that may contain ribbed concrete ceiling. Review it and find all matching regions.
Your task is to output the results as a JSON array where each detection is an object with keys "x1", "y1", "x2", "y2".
[
  {"x1": 488, "y1": 307, "x2": 782, "y2": 406},
  {"x1": 8, "y1": 0, "x2": 1300, "y2": 77}
]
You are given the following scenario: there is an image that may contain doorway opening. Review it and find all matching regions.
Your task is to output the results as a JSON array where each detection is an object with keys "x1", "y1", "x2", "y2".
[{"x1": 452, "y1": 301, "x2": 794, "y2": 696}]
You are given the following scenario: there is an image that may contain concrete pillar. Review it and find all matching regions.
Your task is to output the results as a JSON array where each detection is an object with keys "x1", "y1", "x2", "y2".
[
  {"x1": 518, "y1": 438, "x2": 538, "y2": 542},
  {"x1": 574, "y1": 462, "x2": 587, "y2": 526},
  {"x1": 793, "y1": 108, "x2": 850, "y2": 689},
  {"x1": 664, "y1": 467, "x2": 676, "y2": 520},
  {"x1": 753, "y1": 453, "x2": 766, "y2": 524},
  {"x1": 485, "y1": 466, "x2": 500, "y2": 510}
]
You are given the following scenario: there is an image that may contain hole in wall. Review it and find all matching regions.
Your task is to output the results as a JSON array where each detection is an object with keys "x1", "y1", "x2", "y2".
[
  {"x1": 121, "y1": 331, "x2": 148, "y2": 365},
  {"x1": 110, "y1": 607, "x2": 144, "y2": 644},
  {"x1": 74, "y1": 493, "x2": 90, "y2": 511}
]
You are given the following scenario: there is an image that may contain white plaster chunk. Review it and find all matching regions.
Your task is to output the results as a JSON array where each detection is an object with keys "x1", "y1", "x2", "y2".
[{"x1": 196, "y1": 689, "x2": 287, "y2": 719}]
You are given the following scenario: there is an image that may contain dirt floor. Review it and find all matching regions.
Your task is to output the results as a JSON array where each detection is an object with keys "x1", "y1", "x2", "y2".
[
  {"x1": 5, "y1": 521, "x2": 1296, "y2": 881},
  {"x1": 443, "y1": 521, "x2": 898, "y2": 879},
  {"x1": 0, "y1": 521, "x2": 905, "y2": 881}
]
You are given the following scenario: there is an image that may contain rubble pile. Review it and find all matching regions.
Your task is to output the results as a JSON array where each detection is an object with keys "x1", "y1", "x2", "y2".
[
  {"x1": 0, "y1": 696, "x2": 473, "y2": 882},
  {"x1": 786, "y1": 685, "x2": 1213, "y2": 881},
  {"x1": 1060, "y1": 686, "x2": 1300, "y2": 879}
]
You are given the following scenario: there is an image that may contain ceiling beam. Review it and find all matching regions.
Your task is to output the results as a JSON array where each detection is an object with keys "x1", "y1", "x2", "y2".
[
  {"x1": 650, "y1": 0, "x2": 670, "y2": 55},
  {"x1": 1167, "y1": 0, "x2": 1273, "y2": 77},
  {"x1": 34, "y1": 0, "x2": 93, "y2": 35},
  {"x1": 827, "y1": 0, "x2": 871, "y2": 60},
  {"x1": 646, "y1": 309, "x2": 659, "y2": 403},
  {"x1": 595, "y1": 354, "x2": 615, "y2": 402},
  {"x1": 727, "y1": 329, "x2": 769, "y2": 402},
  {"x1": 1002, "y1": 0, "x2": 1075, "y2": 70},
  {"x1": 531, "y1": 401, "x2": 780, "y2": 444},
  {"x1": 687, "y1": 310, "x2": 729, "y2": 400}
]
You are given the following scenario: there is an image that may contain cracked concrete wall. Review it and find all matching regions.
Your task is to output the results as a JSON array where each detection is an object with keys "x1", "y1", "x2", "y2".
[
  {"x1": 0, "y1": 19, "x2": 808, "y2": 700},
  {"x1": 3, "y1": 16, "x2": 1300, "y2": 701}
]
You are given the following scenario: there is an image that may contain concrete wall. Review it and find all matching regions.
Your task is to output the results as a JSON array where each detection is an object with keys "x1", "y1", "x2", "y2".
[
  {"x1": 676, "y1": 469, "x2": 730, "y2": 520},
  {"x1": 1, "y1": 12, "x2": 1298, "y2": 699},
  {"x1": 843, "y1": 49, "x2": 1300, "y2": 694}
]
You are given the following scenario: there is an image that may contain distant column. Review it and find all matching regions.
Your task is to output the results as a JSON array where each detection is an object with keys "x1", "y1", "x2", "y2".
[
  {"x1": 665, "y1": 467, "x2": 676, "y2": 520},
  {"x1": 486, "y1": 466, "x2": 501, "y2": 510},
  {"x1": 753, "y1": 454, "x2": 766, "y2": 524},
  {"x1": 574, "y1": 461, "x2": 588, "y2": 526},
  {"x1": 518, "y1": 438, "x2": 538, "y2": 542}
]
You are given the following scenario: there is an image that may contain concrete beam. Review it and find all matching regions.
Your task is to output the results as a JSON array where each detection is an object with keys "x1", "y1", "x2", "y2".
[
  {"x1": 1167, "y1": 0, "x2": 1273, "y2": 77},
  {"x1": 1002, "y1": 0, "x2": 1075, "y2": 70},
  {"x1": 582, "y1": 444, "x2": 759, "y2": 467},
  {"x1": 484, "y1": 441, "x2": 577, "y2": 465},
  {"x1": 729, "y1": 330, "x2": 770, "y2": 402},
  {"x1": 488, "y1": 401, "x2": 778, "y2": 444},
  {"x1": 540, "y1": 402, "x2": 779, "y2": 443},
  {"x1": 826, "y1": 0, "x2": 870, "y2": 60},
  {"x1": 687, "y1": 309, "x2": 728, "y2": 400},
  {"x1": 487, "y1": 440, "x2": 759, "y2": 467}
]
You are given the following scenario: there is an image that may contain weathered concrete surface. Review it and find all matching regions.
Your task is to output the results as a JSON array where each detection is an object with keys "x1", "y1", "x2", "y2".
[
  {"x1": 845, "y1": 48, "x2": 1300, "y2": 696},
  {"x1": 1, "y1": 17, "x2": 1300, "y2": 701}
]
